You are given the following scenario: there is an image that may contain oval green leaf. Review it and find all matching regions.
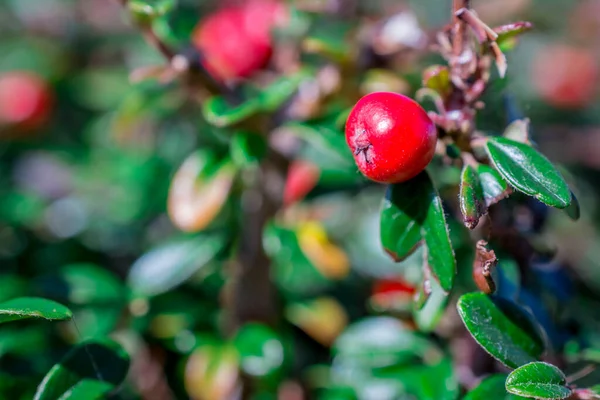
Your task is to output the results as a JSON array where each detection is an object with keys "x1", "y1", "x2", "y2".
[
  {"x1": 465, "y1": 375, "x2": 527, "y2": 400},
  {"x1": 485, "y1": 137, "x2": 571, "y2": 208},
  {"x1": 380, "y1": 172, "x2": 431, "y2": 261},
  {"x1": 457, "y1": 293, "x2": 545, "y2": 369},
  {"x1": 34, "y1": 338, "x2": 130, "y2": 400},
  {"x1": 422, "y1": 180, "x2": 456, "y2": 292},
  {"x1": 233, "y1": 323, "x2": 285, "y2": 381},
  {"x1": 56, "y1": 380, "x2": 114, "y2": 400},
  {"x1": 506, "y1": 362, "x2": 571, "y2": 399},
  {"x1": 477, "y1": 164, "x2": 509, "y2": 206},
  {"x1": 0, "y1": 297, "x2": 72, "y2": 324},
  {"x1": 460, "y1": 164, "x2": 486, "y2": 229},
  {"x1": 202, "y1": 96, "x2": 261, "y2": 128},
  {"x1": 127, "y1": 233, "x2": 226, "y2": 296}
]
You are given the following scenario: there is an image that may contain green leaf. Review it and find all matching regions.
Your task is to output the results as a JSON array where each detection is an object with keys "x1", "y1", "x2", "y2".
[
  {"x1": 56, "y1": 380, "x2": 114, "y2": 400},
  {"x1": 477, "y1": 164, "x2": 509, "y2": 206},
  {"x1": 233, "y1": 323, "x2": 285, "y2": 382},
  {"x1": 230, "y1": 131, "x2": 267, "y2": 168},
  {"x1": 413, "y1": 274, "x2": 448, "y2": 333},
  {"x1": 494, "y1": 22, "x2": 533, "y2": 52},
  {"x1": 380, "y1": 173, "x2": 430, "y2": 261},
  {"x1": 423, "y1": 65, "x2": 451, "y2": 97},
  {"x1": 263, "y1": 224, "x2": 331, "y2": 298},
  {"x1": 333, "y1": 317, "x2": 435, "y2": 368},
  {"x1": 0, "y1": 297, "x2": 72, "y2": 324},
  {"x1": 464, "y1": 375, "x2": 526, "y2": 400},
  {"x1": 202, "y1": 96, "x2": 261, "y2": 128},
  {"x1": 258, "y1": 71, "x2": 309, "y2": 112},
  {"x1": 34, "y1": 338, "x2": 130, "y2": 400},
  {"x1": 381, "y1": 172, "x2": 456, "y2": 291},
  {"x1": 485, "y1": 137, "x2": 571, "y2": 208},
  {"x1": 457, "y1": 293, "x2": 545, "y2": 369},
  {"x1": 128, "y1": 0, "x2": 176, "y2": 25},
  {"x1": 506, "y1": 362, "x2": 571, "y2": 399},
  {"x1": 60, "y1": 264, "x2": 125, "y2": 305},
  {"x1": 423, "y1": 185, "x2": 456, "y2": 292},
  {"x1": 127, "y1": 233, "x2": 227, "y2": 296},
  {"x1": 460, "y1": 164, "x2": 486, "y2": 229}
]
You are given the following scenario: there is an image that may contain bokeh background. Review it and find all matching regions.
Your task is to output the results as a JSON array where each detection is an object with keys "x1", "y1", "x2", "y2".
[{"x1": 1, "y1": 0, "x2": 600, "y2": 399}]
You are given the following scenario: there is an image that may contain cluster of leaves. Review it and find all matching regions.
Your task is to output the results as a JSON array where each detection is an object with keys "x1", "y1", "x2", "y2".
[{"x1": 1, "y1": 0, "x2": 600, "y2": 399}]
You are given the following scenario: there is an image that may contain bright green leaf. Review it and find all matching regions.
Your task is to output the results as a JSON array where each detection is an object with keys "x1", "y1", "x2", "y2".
[
  {"x1": 380, "y1": 173, "x2": 430, "y2": 261},
  {"x1": 202, "y1": 96, "x2": 261, "y2": 128},
  {"x1": 464, "y1": 375, "x2": 526, "y2": 400},
  {"x1": 460, "y1": 164, "x2": 486, "y2": 229},
  {"x1": 476, "y1": 164, "x2": 509, "y2": 206},
  {"x1": 127, "y1": 234, "x2": 227, "y2": 296},
  {"x1": 34, "y1": 338, "x2": 130, "y2": 400},
  {"x1": 423, "y1": 183, "x2": 456, "y2": 292},
  {"x1": 56, "y1": 380, "x2": 114, "y2": 400},
  {"x1": 413, "y1": 273, "x2": 448, "y2": 333},
  {"x1": 0, "y1": 297, "x2": 72, "y2": 324},
  {"x1": 233, "y1": 323, "x2": 285, "y2": 381},
  {"x1": 506, "y1": 362, "x2": 571, "y2": 399},
  {"x1": 230, "y1": 131, "x2": 267, "y2": 167},
  {"x1": 485, "y1": 137, "x2": 571, "y2": 208},
  {"x1": 457, "y1": 293, "x2": 545, "y2": 369}
]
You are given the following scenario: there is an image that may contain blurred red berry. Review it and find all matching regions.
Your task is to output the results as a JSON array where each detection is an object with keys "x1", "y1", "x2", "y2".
[
  {"x1": 532, "y1": 44, "x2": 598, "y2": 109},
  {"x1": 191, "y1": 0, "x2": 287, "y2": 81},
  {"x1": 283, "y1": 160, "x2": 321, "y2": 206},
  {"x1": 373, "y1": 278, "x2": 417, "y2": 297},
  {"x1": 345, "y1": 92, "x2": 437, "y2": 184},
  {"x1": 0, "y1": 71, "x2": 52, "y2": 131}
]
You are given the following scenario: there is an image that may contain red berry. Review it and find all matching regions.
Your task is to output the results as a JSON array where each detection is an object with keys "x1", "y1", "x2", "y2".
[
  {"x1": 0, "y1": 71, "x2": 52, "y2": 131},
  {"x1": 191, "y1": 0, "x2": 286, "y2": 81},
  {"x1": 345, "y1": 92, "x2": 437, "y2": 184},
  {"x1": 532, "y1": 44, "x2": 598, "y2": 109},
  {"x1": 372, "y1": 278, "x2": 416, "y2": 297},
  {"x1": 283, "y1": 160, "x2": 320, "y2": 206}
]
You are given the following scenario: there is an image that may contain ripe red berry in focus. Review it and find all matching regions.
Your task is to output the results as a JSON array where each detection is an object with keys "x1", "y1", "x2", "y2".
[
  {"x1": 0, "y1": 71, "x2": 52, "y2": 131},
  {"x1": 191, "y1": 0, "x2": 287, "y2": 81},
  {"x1": 283, "y1": 160, "x2": 321, "y2": 206},
  {"x1": 345, "y1": 92, "x2": 437, "y2": 184}
]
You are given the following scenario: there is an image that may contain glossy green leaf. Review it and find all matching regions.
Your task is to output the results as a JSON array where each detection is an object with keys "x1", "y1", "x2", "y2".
[
  {"x1": 506, "y1": 362, "x2": 571, "y2": 399},
  {"x1": 477, "y1": 164, "x2": 509, "y2": 206},
  {"x1": 460, "y1": 164, "x2": 486, "y2": 229},
  {"x1": 34, "y1": 338, "x2": 130, "y2": 400},
  {"x1": 0, "y1": 297, "x2": 72, "y2": 324},
  {"x1": 413, "y1": 274, "x2": 448, "y2": 333},
  {"x1": 56, "y1": 380, "x2": 114, "y2": 400},
  {"x1": 374, "y1": 356, "x2": 458, "y2": 400},
  {"x1": 457, "y1": 293, "x2": 545, "y2": 369},
  {"x1": 422, "y1": 183, "x2": 456, "y2": 293},
  {"x1": 381, "y1": 172, "x2": 456, "y2": 291},
  {"x1": 486, "y1": 137, "x2": 571, "y2": 208},
  {"x1": 380, "y1": 173, "x2": 430, "y2": 261},
  {"x1": 333, "y1": 317, "x2": 435, "y2": 368},
  {"x1": 258, "y1": 71, "x2": 309, "y2": 112},
  {"x1": 464, "y1": 375, "x2": 526, "y2": 400},
  {"x1": 202, "y1": 96, "x2": 261, "y2": 128},
  {"x1": 127, "y1": 233, "x2": 227, "y2": 296},
  {"x1": 263, "y1": 224, "x2": 331, "y2": 298},
  {"x1": 230, "y1": 131, "x2": 267, "y2": 168},
  {"x1": 233, "y1": 323, "x2": 285, "y2": 381}
]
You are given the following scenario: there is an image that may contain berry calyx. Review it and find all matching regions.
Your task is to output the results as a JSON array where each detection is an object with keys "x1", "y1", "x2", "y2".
[
  {"x1": 345, "y1": 92, "x2": 437, "y2": 184},
  {"x1": 191, "y1": 0, "x2": 287, "y2": 81},
  {"x1": 0, "y1": 71, "x2": 52, "y2": 131}
]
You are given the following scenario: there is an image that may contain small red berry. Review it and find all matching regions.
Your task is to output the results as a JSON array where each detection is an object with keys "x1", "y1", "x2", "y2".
[
  {"x1": 283, "y1": 160, "x2": 320, "y2": 206},
  {"x1": 532, "y1": 44, "x2": 598, "y2": 109},
  {"x1": 191, "y1": 0, "x2": 286, "y2": 81},
  {"x1": 0, "y1": 71, "x2": 52, "y2": 131},
  {"x1": 345, "y1": 92, "x2": 437, "y2": 184}
]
